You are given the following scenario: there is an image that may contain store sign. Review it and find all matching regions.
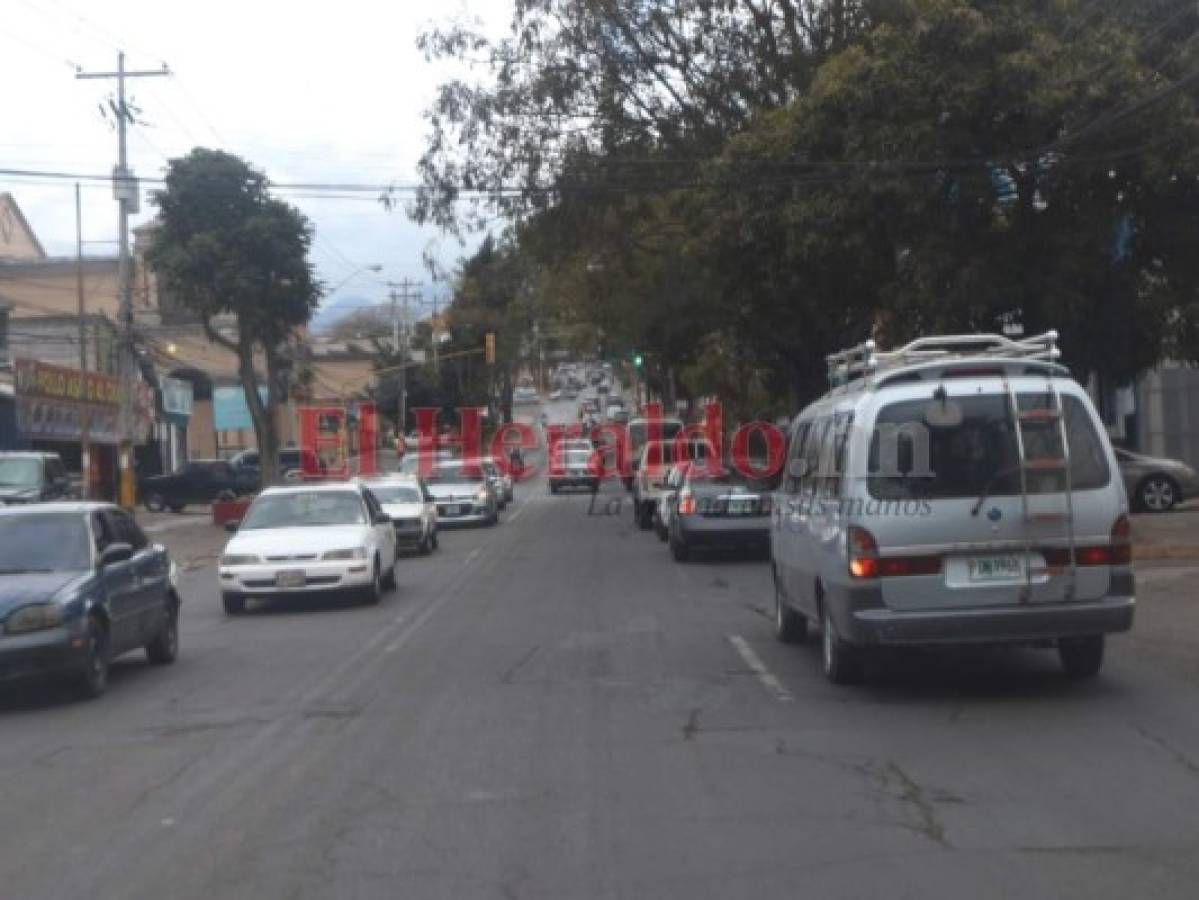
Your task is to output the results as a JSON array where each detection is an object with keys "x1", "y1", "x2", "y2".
[
  {"x1": 13, "y1": 358, "x2": 151, "y2": 445},
  {"x1": 161, "y1": 377, "x2": 194, "y2": 418},
  {"x1": 14, "y1": 358, "x2": 120, "y2": 407},
  {"x1": 213, "y1": 385, "x2": 268, "y2": 431}
]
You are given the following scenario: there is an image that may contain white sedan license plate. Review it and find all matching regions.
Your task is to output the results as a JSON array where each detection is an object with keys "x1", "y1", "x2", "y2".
[
  {"x1": 726, "y1": 496, "x2": 757, "y2": 515},
  {"x1": 276, "y1": 569, "x2": 306, "y2": 589},
  {"x1": 967, "y1": 555, "x2": 1023, "y2": 582}
]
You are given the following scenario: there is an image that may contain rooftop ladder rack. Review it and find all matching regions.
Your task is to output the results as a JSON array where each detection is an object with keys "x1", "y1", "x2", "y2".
[{"x1": 827, "y1": 330, "x2": 1062, "y2": 387}]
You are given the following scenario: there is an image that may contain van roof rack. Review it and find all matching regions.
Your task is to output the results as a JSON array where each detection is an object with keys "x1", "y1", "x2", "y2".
[{"x1": 826, "y1": 330, "x2": 1062, "y2": 387}]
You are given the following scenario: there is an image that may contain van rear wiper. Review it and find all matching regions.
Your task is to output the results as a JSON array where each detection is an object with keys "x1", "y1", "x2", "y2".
[{"x1": 970, "y1": 464, "x2": 1021, "y2": 517}]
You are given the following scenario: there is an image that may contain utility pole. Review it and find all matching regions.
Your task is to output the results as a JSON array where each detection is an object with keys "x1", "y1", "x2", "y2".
[
  {"x1": 387, "y1": 278, "x2": 422, "y2": 434},
  {"x1": 76, "y1": 183, "x2": 90, "y2": 499},
  {"x1": 77, "y1": 52, "x2": 170, "y2": 509}
]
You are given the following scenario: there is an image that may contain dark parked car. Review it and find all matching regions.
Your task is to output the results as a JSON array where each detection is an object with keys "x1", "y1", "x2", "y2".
[
  {"x1": 0, "y1": 452, "x2": 75, "y2": 505},
  {"x1": 139, "y1": 460, "x2": 256, "y2": 512},
  {"x1": 1115, "y1": 447, "x2": 1199, "y2": 512},
  {"x1": 229, "y1": 447, "x2": 316, "y2": 482},
  {"x1": 666, "y1": 467, "x2": 774, "y2": 561},
  {"x1": 0, "y1": 503, "x2": 180, "y2": 698}
]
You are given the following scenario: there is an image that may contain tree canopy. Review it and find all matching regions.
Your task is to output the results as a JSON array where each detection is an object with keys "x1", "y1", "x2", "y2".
[{"x1": 148, "y1": 148, "x2": 320, "y2": 483}]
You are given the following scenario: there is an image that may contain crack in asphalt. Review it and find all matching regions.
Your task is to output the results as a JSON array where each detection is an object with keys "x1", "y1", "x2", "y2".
[
  {"x1": 869, "y1": 760, "x2": 951, "y2": 847},
  {"x1": 500, "y1": 645, "x2": 541, "y2": 684},
  {"x1": 1134, "y1": 725, "x2": 1199, "y2": 778}
]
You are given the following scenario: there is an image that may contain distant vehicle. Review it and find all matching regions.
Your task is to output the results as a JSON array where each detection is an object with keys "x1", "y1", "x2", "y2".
[
  {"x1": 773, "y1": 330, "x2": 1133, "y2": 684},
  {"x1": 140, "y1": 460, "x2": 256, "y2": 513},
  {"x1": 625, "y1": 417, "x2": 685, "y2": 490},
  {"x1": 218, "y1": 483, "x2": 398, "y2": 614},
  {"x1": 229, "y1": 447, "x2": 316, "y2": 482},
  {"x1": 632, "y1": 439, "x2": 717, "y2": 529},
  {"x1": 549, "y1": 389, "x2": 562, "y2": 401},
  {"x1": 549, "y1": 441, "x2": 599, "y2": 493},
  {"x1": 0, "y1": 503, "x2": 180, "y2": 698},
  {"x1": 1114, "y1": 447, "x2": 1199, "y2": 512},
  {"x1": 666, "y1": 466, "x2": 773, "y2": 562},
  {"x1": 610, "y1": 408, "x2": 630, "y2": 426},
  {"x1": 513, "y1": 385, "x2": 540, "y2": 405},
  {"x1": 483, "y1": 456, "x2": 515, "y2": 503},
  {"x1": 356, "y1": 475, "x2": 438, "y2": 554},
  {"x1": 0, "y1": 452, "x2": 75, "y2": 505},
  {"x1": 423, "y1": 460, "x2": 499, "y2": 526},
  {"x1": 478, "y1": 458, "x2": 510, "y2": 509},
  {"x1": 398, "y1": 451, "x2": 455, "y2": 476},
  {"x1": 579, "y1": 397, "x2": 601, "y2": 417}
]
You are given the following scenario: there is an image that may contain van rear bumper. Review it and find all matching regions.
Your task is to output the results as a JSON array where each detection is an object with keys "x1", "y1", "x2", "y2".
[{"x1": 848, "y1": 596, "x2": 1135, "y2": 646}]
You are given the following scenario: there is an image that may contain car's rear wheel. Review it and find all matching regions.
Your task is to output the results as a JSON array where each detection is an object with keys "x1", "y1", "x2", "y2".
[
  {"x1": 670, "y1": 531, "x2": 690, "y2": 562},
  {"x1": 549, "y1": 483, "x2": 559, "y2": 494},
  {"x1": 655, "y1": 517, "x2": 668, "y2": 542},
  {"x1": 774, "y1": 573, "x2": 806, "y2": 644},
  {"x1": 821, "y1": 602, "x2": 863, "y2": 684},
  {"x1": 637, "y1": 501, "x2": 654, "y2": 531},
  {"x1": 1139, "y1": 475, "x2": 1179, "y2": 513},
  {"x1": 381, "y1": 557, "x2": 397, "y2": 591},
  {"x1": 1059, "y1": 635, "x2": 1104, "y2": 678},
  {"x1": 76, "y1": 616, "x2": 109, "y2": 699},
  {"x1": 143, "y1": 492, "x2": 166, "y2": 513},
  {"x1": 222, "y1": 592, "x2": 246, "y2": 615},
  {"x1": 168, "y1": 503, "x2": 186, "y2": 514},
  {"x1": 146, "y1": 597, "x2": 179, "y2": 664},
  {"x1": 431, "y1": 529, "x2": 439, "y2": 550}
]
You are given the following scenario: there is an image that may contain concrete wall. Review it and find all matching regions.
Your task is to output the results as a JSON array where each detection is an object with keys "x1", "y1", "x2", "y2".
[{"x1": 1137, "y1": 364, "x2": 1199, "y2": 468}]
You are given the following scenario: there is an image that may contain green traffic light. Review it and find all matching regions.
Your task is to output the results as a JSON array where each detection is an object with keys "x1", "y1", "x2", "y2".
[{"x1": 634, "y1": 354, "x2": 643, "y2": 367}]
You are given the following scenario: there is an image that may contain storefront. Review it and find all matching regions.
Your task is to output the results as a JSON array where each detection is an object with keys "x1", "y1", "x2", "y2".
[{"x1": 12, "y1": 358, "x2": 153, "y2": 500}]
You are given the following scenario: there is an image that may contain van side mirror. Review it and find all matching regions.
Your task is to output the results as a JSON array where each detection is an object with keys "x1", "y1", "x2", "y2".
[{"x1": 99, "y1": 543, "x2": 134, "y2": 568}]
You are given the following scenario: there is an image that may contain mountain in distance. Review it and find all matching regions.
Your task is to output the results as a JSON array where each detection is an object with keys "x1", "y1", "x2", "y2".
[{"x1": 310, "y1": 293, "x2": 384, "y2": 334}]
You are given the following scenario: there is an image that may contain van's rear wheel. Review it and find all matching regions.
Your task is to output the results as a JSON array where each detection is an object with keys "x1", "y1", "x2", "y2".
[
  {"x1": 821, "y1": 604, "x2": 863, "y2": 684},
  {"x1": 1059, "y1": 635, "x2": 1104, "y2": 678}
]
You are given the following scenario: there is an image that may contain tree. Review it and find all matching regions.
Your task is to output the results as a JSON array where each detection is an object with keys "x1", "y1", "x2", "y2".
[{"x1": 148, "y1": 149, "x2": 320, "y2": 486}]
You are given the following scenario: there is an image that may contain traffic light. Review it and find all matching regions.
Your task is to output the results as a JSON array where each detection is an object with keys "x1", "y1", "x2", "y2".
[{"x1": 633, "y1": 353, "x2": 643, "y2": 368}]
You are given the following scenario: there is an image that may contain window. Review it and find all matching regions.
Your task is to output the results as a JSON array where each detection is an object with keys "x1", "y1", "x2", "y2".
[
  {"x1": 91, "y1": 513, "x2": 113, "y2": 553},
  {"x1": 800, "y1": 418, "x2": 829, "y2": 499},
  {"x1": 783, "y1": 422, "x2": 810, "y2": 494},
  {"x1": 105, "y1": 509, "x2": 149, "y2": 550},
  {"x1": 867, "y1": 392, "x2": 1110, "y2": 500},
  {"x1": 0, "y1": 514, "x2": 92, "y2": 572}
]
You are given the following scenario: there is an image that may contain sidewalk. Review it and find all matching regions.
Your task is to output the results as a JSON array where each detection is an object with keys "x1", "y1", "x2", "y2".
[{"x1": 1132, "y1": 501, "x2": 1199, "y2": 561}]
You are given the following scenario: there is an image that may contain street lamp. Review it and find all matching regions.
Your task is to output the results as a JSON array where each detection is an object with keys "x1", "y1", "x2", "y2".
[{"x1": 325, "y1": 264, "x2": 383, "y2": 296}]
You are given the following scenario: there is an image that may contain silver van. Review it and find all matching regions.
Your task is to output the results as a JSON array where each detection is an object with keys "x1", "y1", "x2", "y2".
[{"x1": 771, "y1": 331, "x2": 1134, "y2": 683}]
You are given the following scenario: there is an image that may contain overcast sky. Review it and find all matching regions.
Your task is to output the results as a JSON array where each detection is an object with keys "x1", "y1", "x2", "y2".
[{"x1": 2, "y1": 0, "x2": 508, "y2": 316}]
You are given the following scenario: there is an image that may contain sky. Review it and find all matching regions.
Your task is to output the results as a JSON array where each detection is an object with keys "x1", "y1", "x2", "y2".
[{"x1": 1, "y1": 0, "x2": 509, "y2": 322}]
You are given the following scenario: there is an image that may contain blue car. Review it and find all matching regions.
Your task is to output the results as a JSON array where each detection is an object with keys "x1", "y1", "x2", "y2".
[{"x1": 0, "y1": 503, "x2": 180, "y2": 699}]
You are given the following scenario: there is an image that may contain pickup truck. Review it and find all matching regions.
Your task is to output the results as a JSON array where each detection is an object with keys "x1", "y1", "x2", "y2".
[{"x1": 139, "y1": 460, "x2": 257, "y2": 513}]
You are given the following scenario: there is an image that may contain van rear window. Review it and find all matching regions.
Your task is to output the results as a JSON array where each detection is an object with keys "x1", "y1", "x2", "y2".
[{"x1": 867, "y1": 393, "x2": 1110, "y2": 500}]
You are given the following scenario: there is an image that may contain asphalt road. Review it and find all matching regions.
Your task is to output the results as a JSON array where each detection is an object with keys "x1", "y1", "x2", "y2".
[{"x1": 3, "y1": 399, "x2": 1199, "y2": 899}]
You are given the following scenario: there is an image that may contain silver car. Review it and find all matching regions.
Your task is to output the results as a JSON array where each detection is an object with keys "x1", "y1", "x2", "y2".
[
  {"x1": 356, "y1": 475, "x2": 439, "y2": 554},
  {"x1": 424, "y1": 461, "x2": 499, "y2": 526},
  {"x1": 772, "y1": 331, "x2": 1134, "y2": 684},
  {"x1": 1114, "y1": 447, "x2": 1199, "y2": 513}
]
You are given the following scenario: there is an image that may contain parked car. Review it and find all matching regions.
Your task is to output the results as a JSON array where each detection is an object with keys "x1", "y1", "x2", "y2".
[
  {"x1": 0, "y1": 503, "x2": 180, "y2": 698},
  {"x1": 667, "y1": 467, "x2": 773, "y2": 561},
  {"x1": 624, "y1": 416, "x2": 684, "y2": 490},
  {"x1": 357, "y1": 475, "x2": 438, "y2": 554},
  {"x1": 654, "y1": 463, "x2": 690, "y2": 541},
  {"x1": 229, "y1": 447, "x2": 318, "y2": 482},
  {"x1": 423, "y1": 460, "x2": 499, "y2": 526},
  {"x1": 631, "y1": 439, "x2": 716, "y2": 529},
  {"x1": 0, "y1": 452, "x2": 75, "y2": 505},
  {"x1": 773, "y1": 331, "x2": 1134, "y2": 684},
  {"x1": 1114, "y1": 447, "x2": 1199, "y2": 512},
  {"x1": 513, "y1": 385, "x2": 540, "y2": 405},
  {"x1": 218, "y1": 483, "x2": 398, "y2": 614},
  {"x1": 139, "y1": 459, "x2": 256, "y2": 513}
]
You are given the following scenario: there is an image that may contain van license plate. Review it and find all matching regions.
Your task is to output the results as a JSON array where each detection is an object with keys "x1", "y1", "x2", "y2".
[
  {"x1": 967, "y1": 555, "x2": 1023, "y2": 582},
  {"x1": 726, "y1": 497, "x2": 757, "y2": 515},
  {"x1": 276, "y1": 570, "x2": 306, "y2": 589}
]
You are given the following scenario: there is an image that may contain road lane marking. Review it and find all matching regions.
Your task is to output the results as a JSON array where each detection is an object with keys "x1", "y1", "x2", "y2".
[{"x1": 728, "y1": 634, "x2": 794, "y2": 703}]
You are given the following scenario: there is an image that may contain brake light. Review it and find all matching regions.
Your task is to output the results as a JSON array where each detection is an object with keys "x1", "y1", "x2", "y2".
[
  {"x1": 848, "y1": 526, "x2": 879, "y2": 579},
  {"x1": 678, "y1": 492, "x2": 696, "y2": 515},
  {"x1": 1110, "y1": 514, "x2": 1132, "y2": 565}
]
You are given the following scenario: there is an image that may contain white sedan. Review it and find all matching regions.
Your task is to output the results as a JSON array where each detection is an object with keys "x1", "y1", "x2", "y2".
[{"x1": 218, "y1": 483, "x2": 397, "y2": 614}]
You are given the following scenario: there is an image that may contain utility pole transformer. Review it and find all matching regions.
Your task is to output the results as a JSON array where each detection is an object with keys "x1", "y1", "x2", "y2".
[{"x1": 77, "y1": 52, "x2": 170, "y2": 509}]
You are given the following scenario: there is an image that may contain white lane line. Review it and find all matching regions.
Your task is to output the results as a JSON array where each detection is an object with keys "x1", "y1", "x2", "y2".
[
  {"x1": 727, "y1": 634, "x2": 794, "y2": 703},
  {"x1": 502, "y1": 486, "x2": 539, "y2": 525}
]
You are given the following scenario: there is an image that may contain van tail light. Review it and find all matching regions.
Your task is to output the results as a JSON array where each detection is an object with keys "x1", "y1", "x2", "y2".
[
  {"x1": 848, "y1": 526, "x2": 879, "y2": 579},
  {"x1": 678, "y1": 492, "x2": 696, "y2": 515},
  {"x1": 1046, "y1": 515, "x2": 1133, "y2": 568}
]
